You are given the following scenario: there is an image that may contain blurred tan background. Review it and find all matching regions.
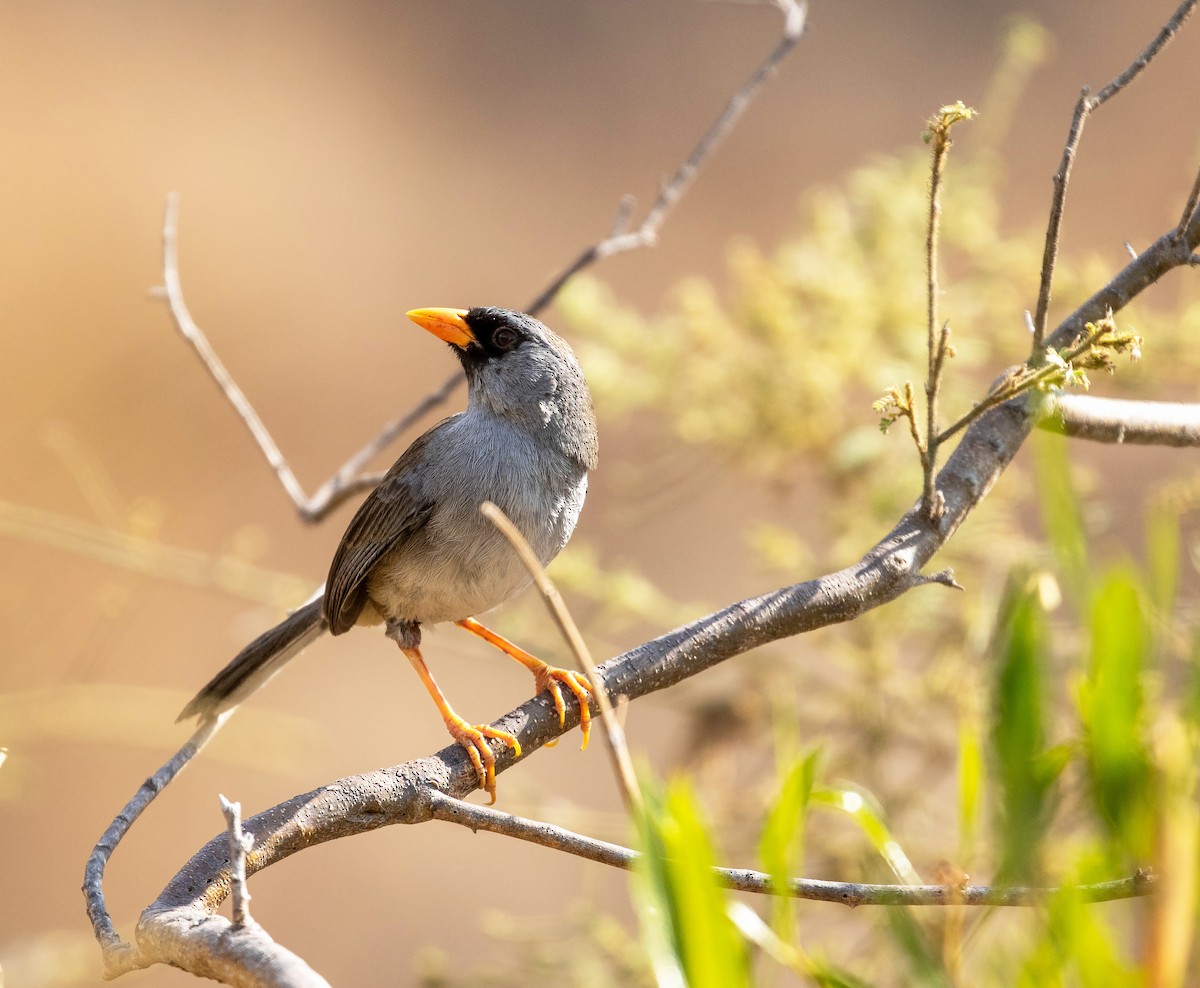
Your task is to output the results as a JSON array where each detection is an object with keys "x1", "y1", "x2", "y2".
[{"x1": 1, "y1": 1, "x2": 1197, "y2": 984}]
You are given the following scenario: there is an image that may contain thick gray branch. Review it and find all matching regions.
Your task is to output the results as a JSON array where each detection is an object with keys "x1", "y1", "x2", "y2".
[{"x1": 134, "y1": 910, "x2": 330, "y2": 988}]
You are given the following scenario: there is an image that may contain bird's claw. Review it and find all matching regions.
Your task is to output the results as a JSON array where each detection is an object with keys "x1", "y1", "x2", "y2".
[
  {"x1": 534, "y1": 666, "x2": 593, "y2": 750},
  {"x1": 446, "y1": 719, "x2": 521, "y2": 804}
]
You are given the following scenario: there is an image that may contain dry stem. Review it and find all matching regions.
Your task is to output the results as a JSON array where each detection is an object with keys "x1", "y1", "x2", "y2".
[{"x1": 1030, "y1": 0, "x2": 1197, "y2": 350}]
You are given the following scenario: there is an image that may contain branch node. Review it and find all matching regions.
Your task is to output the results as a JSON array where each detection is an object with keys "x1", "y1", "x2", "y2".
[
  {"x1": 922, "y1": 567, "x2": 964, "y2": 591},
  {"x1": 927, "y1": 489, "x2": 946, "y2": 524}
]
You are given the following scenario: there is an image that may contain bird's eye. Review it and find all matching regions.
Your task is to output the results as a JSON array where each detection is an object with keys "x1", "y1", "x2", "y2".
[{"x1": 493, "y1": 327, "x2": 519, "y2": 350}]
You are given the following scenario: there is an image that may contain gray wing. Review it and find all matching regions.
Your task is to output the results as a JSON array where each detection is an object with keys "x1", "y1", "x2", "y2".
[{"x1": 322, "y1": 421, "x2": 449, "y2": 634}]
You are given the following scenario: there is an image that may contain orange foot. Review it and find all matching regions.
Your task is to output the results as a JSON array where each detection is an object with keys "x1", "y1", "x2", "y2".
[
  {"x1": 445, "y1": 715, "x2": 522, "y2": 804},
  {"x1": 454, "y1": 618, "x2": 594, "y2": 750},
  {"x1": 533, "y1": 665, "x2": 593, "y2": 750}
]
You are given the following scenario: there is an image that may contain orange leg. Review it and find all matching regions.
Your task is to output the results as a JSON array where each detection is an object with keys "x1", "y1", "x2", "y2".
[
  {"x1": 455, "y1": 617, "x2": 592, "y2": 750},
  {"x1": 402, "y1": 645, "x2": 521, "y2": 804}
]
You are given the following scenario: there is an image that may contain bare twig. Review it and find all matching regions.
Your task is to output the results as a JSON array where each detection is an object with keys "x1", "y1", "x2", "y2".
[
  {"x1": 920, "y1": 102, "x2": 974, "y2": 519},
  {"x1": 156, "y1": 195, "x2": 311, "y2": 513},
  {"x1": 219, "y1": 796, "x2": 255, "y2": 927},
  {"x1": 526, "y1": 0, "x2": 807, "y2": 314},
  {"x1": 82, "y1": 714, "x2": 228, "y2": 979},
  {"x1": 1178, "y1": 162, "x2": 1200, "y2": 236},
  {"x1": 155, "y1": 191, "x2": 453, "y2": 524},
  {"x1": 479, "y1": 502, "x2": 642, "y2": 816},
  {"x1": 157, "y1": 1, "x2": 807, "y2": 525},
  {"x1": 1039, "y1": 393, "x2": 1200, "y2": 446},
  {"x1": 428, "y1": 791, "x2": 1154, "y2": 907},
  {"x1": 1030, "y1": 0, "x2": 1197, "y2": 350},
  {"x1": 1031, "y1": 89, "x2": 1093, "y2": 351}
]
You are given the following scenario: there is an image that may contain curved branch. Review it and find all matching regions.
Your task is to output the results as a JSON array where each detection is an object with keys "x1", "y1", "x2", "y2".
[{"x1": 83, "y1": 715, "x2": 227, "y2": 978}]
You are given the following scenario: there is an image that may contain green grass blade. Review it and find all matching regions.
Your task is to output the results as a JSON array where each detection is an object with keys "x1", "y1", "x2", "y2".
[{"x1": 990, "y1": 576, "x2": 1056, "y2": 881}]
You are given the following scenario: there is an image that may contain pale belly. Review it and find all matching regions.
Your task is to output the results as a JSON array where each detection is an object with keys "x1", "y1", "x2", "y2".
[{"x1": 364, "y1": 449, "x2": 587, "y2": 627}]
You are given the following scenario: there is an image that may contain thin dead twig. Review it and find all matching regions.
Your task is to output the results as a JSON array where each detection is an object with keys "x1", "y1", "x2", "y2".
[
  {"x1": 920, "y1": 103, "x2": 973, "y2": 520},
  {"x1": 155, "y1": 195, "x2": 310, "y2": 514},
  {"x1": 526, "y1": 0, "x2": 807, "y2": 314},
  {"x1": 1178, "y1": 162, "x2": 1200, "y2": 237},
  {"x1": 1030, "y1": 0, "x2": 1197, "y2": 351},
  {"x1": 428, "y1": 791, "x2": 1155, "y2": 907}
]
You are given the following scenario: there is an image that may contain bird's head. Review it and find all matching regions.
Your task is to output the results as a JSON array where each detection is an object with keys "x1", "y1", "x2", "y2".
[{"x1": 406, "y1": 306, "x2": 598, "y2": 470}]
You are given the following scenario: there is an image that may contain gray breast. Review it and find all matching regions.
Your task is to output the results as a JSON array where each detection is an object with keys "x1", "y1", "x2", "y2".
[{"x1": 364, "y1": 409, "x2": 588, "y2": 626}]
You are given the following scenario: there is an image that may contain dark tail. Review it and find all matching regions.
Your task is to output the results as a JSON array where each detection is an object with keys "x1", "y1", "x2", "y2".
[{"x1": 178, "y1": 596, "x2": 328, "y2": 721}]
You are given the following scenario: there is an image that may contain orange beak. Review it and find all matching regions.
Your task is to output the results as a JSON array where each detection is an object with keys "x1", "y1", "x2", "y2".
[{"x1": 406, "y1": 307, "x2": 475, "y2": 348}]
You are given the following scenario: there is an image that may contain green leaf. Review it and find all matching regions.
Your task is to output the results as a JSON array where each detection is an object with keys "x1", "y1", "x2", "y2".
[
  {"x1": 758, "y1": 749, "x2": 820, "y2": 935},
  {"x1": 1077, "y1": 569, "x2": 1152, "y2": 856},
  {"x1": 813, "y1": 786, "x2": 921, "y2": 885},
  {"x1": 1049, "y1": 881, "x2": 1140, "y2": 988},
  {"x1": 990, "y1": 576, "x2": 1056, "y2": 881},
  {"x1": 727, "y1": 902, "x2": 876, "y2": 988},
  {"x1": 1014, "y1": 850, "x2": 1141, "y2": 986},
  {"x1": 956, "y1": 717, "x2": 983, "y2": 859},
  {"x1": 633, "y1": 778, "x2": 749, "y2": 988}
]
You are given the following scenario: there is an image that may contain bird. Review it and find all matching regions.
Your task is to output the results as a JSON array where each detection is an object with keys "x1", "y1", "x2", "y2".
[{"x1": 179, "y1": 306, "x2": 598, "y2": 801}]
